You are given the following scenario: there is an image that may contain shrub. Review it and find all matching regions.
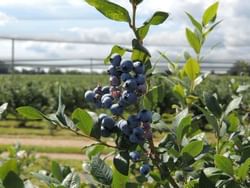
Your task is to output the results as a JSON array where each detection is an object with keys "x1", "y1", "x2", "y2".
[
  {"x1": 6, "y1": 0, "x2": 250, "y2": 188},
  {"x1": 228, "y1": 60, "x2": 250, "y2": 76}
]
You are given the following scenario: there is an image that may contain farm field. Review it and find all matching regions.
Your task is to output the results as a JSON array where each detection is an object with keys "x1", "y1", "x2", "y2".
[
  {"x1": 0, "y1": 74, "x2": 249, "y2": 115},
  {"x1": 0, "y1": 0, "x2": 250, "y2": 187},
  {"x1": 0, "y1": 74, "x2": 248, "y2": 162}
]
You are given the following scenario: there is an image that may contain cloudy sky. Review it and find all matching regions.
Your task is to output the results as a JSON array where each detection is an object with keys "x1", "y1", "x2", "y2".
[{"x1": 0, "y1": 0, "x2": 249, "y2": 64}]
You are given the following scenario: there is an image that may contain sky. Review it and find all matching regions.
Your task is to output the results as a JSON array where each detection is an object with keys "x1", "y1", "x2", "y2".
[{"x1": 0, "y1": 0, "x2": 249, "y2": 64}]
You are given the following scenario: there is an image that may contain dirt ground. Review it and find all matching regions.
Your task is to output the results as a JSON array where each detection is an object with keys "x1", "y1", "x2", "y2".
[{"x1": 0, "y1": 135, "x2": 97, "y2": 160}]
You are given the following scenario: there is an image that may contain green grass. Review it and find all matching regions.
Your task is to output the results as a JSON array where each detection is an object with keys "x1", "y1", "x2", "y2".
[
  {"x1": 0, "y1": 74, "x2": 108, "y2": 87},
  {"x1": 0, "y1": 126, "x2": 76, "y2": 137},
  {"x1": 24, "y1": 157, "x2": 83, "y2": 188},
  {"x1": 0, "y1": 144, "x2": 83, "y2": 154}
]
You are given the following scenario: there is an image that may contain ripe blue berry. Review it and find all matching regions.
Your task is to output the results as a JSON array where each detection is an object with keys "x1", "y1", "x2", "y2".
[
  {"x1": 122, "y1": 91, "x2": 137, "y2": 105},
  {"x1": 110, "y1": 76, "x2": 121, "y2": 86},
  {"x1": 133, "y1": 61, "x2": 145, "y2": 74},
  {"x1": 138, "y1": 109, "x2": 152, "y2": 123},
  {"x1": 101, "y1": 126, "x2": 111, "y2": 137},
  {"x1": 129, "y1": 134, "x2": 140, "y2": 143},
  {"x1": 111, "y1": 55, "x2": 122, "y2": 67},
  {"x1": 101, "y1": 94, "x2": 113, "y2": 101},
  {"x1": 128, "y1": 115, "x2": 141, "y2": 128},
  {"x1": 129, "y1": 151, "x2": 140, "y2": 162},
  {"x1": 101, "y1": 97, "x2": 113, "y2": 108},
  {"x1": 118, "y1": 98, "x2": 128, "y2": 107},
  {"x1": 123, "y1": 79, "x2": 137, "y2": 92},
  {"x1": 120, "y1": 60, "x2": 133, "y2": 73},
  {"x1": 95, "y1": 100, "x2": 102, "y2": 108},
  {"x1": 93, "y1": 86, "x2": 102, "y2": 94},
  {"x1": 98, "y1": 113, "x2": 107, "y2": 123},
  {"x1": 110, "y1": 104, "x2": 124, "y2": 116},
  {"x1": 101, "y1": 86, "x2": 110, "y2": 95},
  {"x1": 101, "y1": 116, "x2": 115, "y2": 130},
  {"x1": 121, "y1": 73, "x2": 132, "y2": 82},
  {"x1": 140, "y1": 164, "x2": 150, "y2": 175},
  {"x1": 117, "y1": 120, "x2": 131, "y2": 135},
  {"x1": 135, "y1": 74, "x2": 146, "y2": 85},
  {"x1": 108, "y1": 65, "x2": 119, "y2": 76},
  {"x1": 133, "y1": 127, "x2": 144, "y2": 137},
  {"x1": 137, "y1": 84, "x2": 147, "y2": 95},
  {"x1": 84, "y1": 90, "x2": 95, "y2": 102}
]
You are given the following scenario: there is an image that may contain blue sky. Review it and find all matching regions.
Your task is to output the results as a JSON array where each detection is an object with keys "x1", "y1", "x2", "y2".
[{"x1": 0, "y1": 0, "x2": 249, "y2": 63}]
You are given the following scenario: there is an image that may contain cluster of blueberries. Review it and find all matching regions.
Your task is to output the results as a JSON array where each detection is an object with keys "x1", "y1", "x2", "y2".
[
  {"x1": 84, "y1": 55, "x2": 147, "y2": 113},
  {"x1": 84, "y1": 55, "x2": 152, "y2": 176}
]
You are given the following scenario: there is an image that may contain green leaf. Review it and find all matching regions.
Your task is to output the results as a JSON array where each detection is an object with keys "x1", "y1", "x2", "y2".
[
  {"x1": 204, "y1": 20, "x2": 222, "y2": 36},
  {"x1": 173, "y1": 84, "x2": 185, "y2": 99},
  {"x1": 113, "y1": 151, "x2": 129, "y2": 176},
  {"x1": 61, "y1": 172, "x2": 80, "y2": 188},
  {"x1": 184, "y1": 51, "x2": 192, "y2": 61},
  {"x1": 0, "y1": 103, "x2": 8, "y2": 116},
  {"x1": 72, "y1": 108, "x2": 94, "y2": 136},
  {"x1": 227, "y1": 113, "x2": 239, "y2": 132},
  {"x1": 85, "y1": 0, "x2": 130, "y2": 22},
  {"x1": 203, "y1": 167, "x2": 224, "y2": 177},
  {"x1": 214, "y1": 155, "x2": 234, "y2": 176},
  {"x1": 136, "y1": 11, "x2": 168, "y2": 40},
  {"x1": 184, "y1": 179, "x2": 199, "y2": 188},
  {"x1": 136, "y1": 24, "x2": 150, "y2": 40},
  {"x1": 183, "y1": 58, "x2": 200, "y2": 81},
  {"x1": 202, "y1": 2, "x2": 219, "y2": 26},
  {"x1": 173, "y1": 108, "x2": 189, "y2": 128},
  {"x1": 85, "y1": 144, "x2": 105, "y2": 159},
  {"x1": 224, "y1": 96, "x2": 242, "y2": 116},
  {"x1": 204, "y1": 94, "x2": 222, "y2": 118},
  {"x1": 196, "y1": 105, "x2": 219, "y2": 135},
  {"x1": 51, "y1": 161, "x2": 63, "y2": 182},
  {"x1": 104, "y1": 45, "x2": 127, "y2": 64},
  {"x1": 0, "y1": 180, "x2": 4, "y2": 188},
  {"x1": 194, "y1": 72, "x2": 210, "y2": 88},
  {"x1": 146, "y1": 11, "x2": 169, "y2": 25},
  {"x1": 151, "y1": 120, "x2": 168, "y2": 131},
  {"x1": 3, "y1": 171, "x2": 24, "y2": 188},
  {"x1": 112, "y1": 152, "x2": 129, "y2": 187},
  {"x1": 90, "y1": 122, "x2": 101, "y2": 139},
  {"x1": 132, "y1": 39, "x2": 151, "y2": 57},
  {"x1": 186, "y1": 28, "x2": 201, "y2": 54},
  {"x1": 199, "y1": 171, "x2": 215, "y2": 188},
  {"x1": 32, "y1": 172, "x2": 60, "y2": 185},
  {"x1": 186, "y1": 12, "x2": 202, "y2": 32},
  {"x1": 143, "y1": 85, "x2": 164, "y2": 110},
  {"x1": 90, "y1": 155, "x2": 113, "y2": 185},
  {"x1": 54, "y1": 87, "x2": 76, "y2": 129},
  {"x1": 176, "y1": 116, "x2": 192, "y2": 144},
  {"x1": 238, "y1": 158, "x2": 250, "y2": 181},
  {"x1": 16, "y1": 106, "x2": 45, "y2": 120},
  {"x1": 236, "y1": 84, "x2": 250, "y2": 93},
  {"x1": 0, "y1": 159, "x2": 18, "y2": 180},
  {"x1": 181, "y1": 141, "x2": 203, "y2": 158}
]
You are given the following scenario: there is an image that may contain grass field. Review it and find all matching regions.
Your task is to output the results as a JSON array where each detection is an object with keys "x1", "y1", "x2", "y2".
[
  {"x1": 0, "y1": 74, "x2": 108, "y2": 87},
  {"x1": 0, "y1": 74, "x2": 248, "y2": 176}
]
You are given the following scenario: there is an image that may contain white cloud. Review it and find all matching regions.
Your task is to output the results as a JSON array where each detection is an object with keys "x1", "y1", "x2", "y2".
[
  {"x1": 0, "y1": 0, "x2": 250, "y2": 63},
  {"x1": 0, "y1": 12, "x2": 16, "y2": 26}
]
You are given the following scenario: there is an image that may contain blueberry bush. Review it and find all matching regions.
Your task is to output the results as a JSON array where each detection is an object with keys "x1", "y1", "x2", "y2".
[{"x1": 6, "y1": 0, "x2": 249, "y2": 187}]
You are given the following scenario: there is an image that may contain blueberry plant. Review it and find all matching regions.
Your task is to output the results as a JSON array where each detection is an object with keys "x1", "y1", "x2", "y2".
[{"x1": 12, "y1": 0, "x2": 250, "y2": 188}]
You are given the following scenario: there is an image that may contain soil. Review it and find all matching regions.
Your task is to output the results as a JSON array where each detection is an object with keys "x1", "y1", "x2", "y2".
[{"x1": 0, "y1": 135, "x2": 98, "y2": 160}]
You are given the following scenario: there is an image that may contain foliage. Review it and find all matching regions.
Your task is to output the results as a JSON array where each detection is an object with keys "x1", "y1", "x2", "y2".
[
  {"x1": 228, "y1": 60, "x2": 250, "y2": 76},
  {"x1": 13, "y1": 1, "x2": 250, "y2": 188}
]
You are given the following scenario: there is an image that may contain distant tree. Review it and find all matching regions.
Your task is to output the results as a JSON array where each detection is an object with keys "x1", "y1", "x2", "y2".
[
  {"x1": 228, "y1": 60, "x2": 250, "y2": 75},
  {"x1": 0, "y1": 61, "x2": 9, "y2": 74}
]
